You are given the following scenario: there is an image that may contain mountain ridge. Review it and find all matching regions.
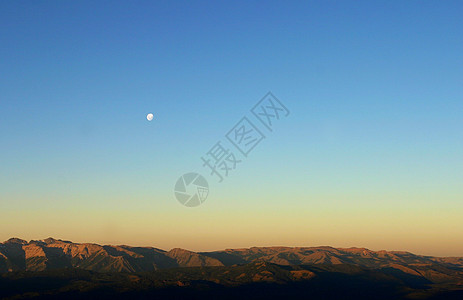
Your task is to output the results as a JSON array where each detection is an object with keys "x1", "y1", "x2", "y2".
[
  {"x1": 1, "y1": 237, "x2": 462, "y2": 278},
  {"x1": 2, "y1": 238, "x2": 463, "y2": 299}
]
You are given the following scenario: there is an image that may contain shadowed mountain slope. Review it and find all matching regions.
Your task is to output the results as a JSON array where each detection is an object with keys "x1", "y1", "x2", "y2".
[
  {"x1": 1, "y1": 262, "x2": 463, "y2": 300},
  {"x1": 0, "y1": 238, "x2": 223, "y2": 273},
  {"x1": 1, "y1": 238, "x2": 462, "y2": 287}
]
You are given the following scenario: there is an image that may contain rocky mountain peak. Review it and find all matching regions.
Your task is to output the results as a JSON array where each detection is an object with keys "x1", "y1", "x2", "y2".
[{"x1": 4, "y1": 238, "x2": 27, "y2": 244}]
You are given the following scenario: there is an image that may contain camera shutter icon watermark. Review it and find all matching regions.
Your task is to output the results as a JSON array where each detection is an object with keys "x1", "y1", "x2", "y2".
[{"x1": 174, "y1": 173, "x2": 209, "y2": 207}]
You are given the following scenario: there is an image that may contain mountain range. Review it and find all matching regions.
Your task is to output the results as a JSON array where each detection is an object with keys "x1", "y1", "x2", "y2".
[
  {"x1": 1, "y1": 238, "x2": 463, "y2": 299},
  {"x1": 2, "y1": 238, "x2": 463, "y2": 275}
]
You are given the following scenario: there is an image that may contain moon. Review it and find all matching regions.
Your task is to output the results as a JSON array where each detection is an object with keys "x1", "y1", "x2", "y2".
[{"x1": 146, "y1": 113, "x2": 154, "y2": 121}]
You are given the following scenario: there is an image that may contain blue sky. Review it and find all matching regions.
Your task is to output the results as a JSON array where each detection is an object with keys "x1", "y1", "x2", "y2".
[{"x1": 0, "y1": 1, "x2": 462, "y2": 255}]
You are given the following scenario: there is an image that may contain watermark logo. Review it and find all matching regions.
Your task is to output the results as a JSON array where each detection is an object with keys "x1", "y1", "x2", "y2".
[
  {"x1": 174, "y1": 173, "x2": 209, "y2": 207},
  {"x1": 174, "y1": 92, "x2": 290, "y2": 207},
  {"x1": 201, "y1": 142, "x2": 242, "y2": 182},
  {"x1": 226, "y1": 117, "x2": 265, "y2": 157},
  {"x1": 251, "y1": 92, "x2": 290, "y2": 132}
]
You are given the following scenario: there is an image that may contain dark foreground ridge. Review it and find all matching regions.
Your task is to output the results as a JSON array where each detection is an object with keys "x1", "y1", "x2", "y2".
[{"x1": 1, "y1": 238, "x2": 462, "y2": 299}]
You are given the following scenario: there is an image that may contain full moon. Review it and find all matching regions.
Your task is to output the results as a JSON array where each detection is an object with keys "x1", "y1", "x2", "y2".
[{"x1": 146, "y1": 113, "x2": 154, "y2": 121}]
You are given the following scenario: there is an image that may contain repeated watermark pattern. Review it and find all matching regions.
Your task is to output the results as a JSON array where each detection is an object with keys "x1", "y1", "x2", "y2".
[{"x1": 174, "y1": 92, "x2": 290, "y2": 207}]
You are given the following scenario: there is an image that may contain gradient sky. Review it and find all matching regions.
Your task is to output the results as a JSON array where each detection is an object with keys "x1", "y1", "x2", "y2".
[{"x1": 1, "y1": 1, "x2": 462, "y2": 256}]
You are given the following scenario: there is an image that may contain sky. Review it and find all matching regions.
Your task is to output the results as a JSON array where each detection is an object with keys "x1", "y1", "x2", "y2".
[{"x1": 0, "y1": 1, "x2": 462, "y2": 256}]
